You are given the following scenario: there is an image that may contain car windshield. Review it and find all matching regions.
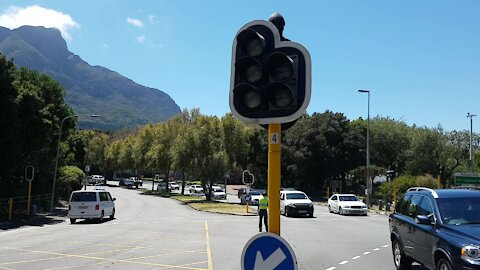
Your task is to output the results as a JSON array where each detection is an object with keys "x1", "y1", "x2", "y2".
[
  {"x1": 214, "y1": 189, "x2": 224, "y2": 192},
  {"x1": 286, "y1": 193, "x2": 308, "y2": 200},
  {"x1": 71, "y1": 192, "x2": 96, "y2": 202},
  {"x1": 339, "y1": 196, "x2": 358, "y2": 201},
  {"x1": 250, "y1": 191, "x2": 261, "y2": 196},
  {"x1": 438, "y1": 197, "x2": 480, "y2": 225}
]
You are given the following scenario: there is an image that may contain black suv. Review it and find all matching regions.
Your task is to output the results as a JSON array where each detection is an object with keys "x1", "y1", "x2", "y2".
[{"x1": 390, "y1": 187, "x2": 480, "y2": 270}]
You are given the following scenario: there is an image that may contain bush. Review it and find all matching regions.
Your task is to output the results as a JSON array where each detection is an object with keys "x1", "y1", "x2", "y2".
[
  {"x1": 58, "y1": 166, "x2": 84, "y2": 200},
  {"x1": 377, "y1": 174, "x2": 436, "y2": 203}
]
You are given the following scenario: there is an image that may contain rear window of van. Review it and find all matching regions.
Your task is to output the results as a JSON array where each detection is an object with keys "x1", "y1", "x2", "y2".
[{"x1": 71, "y1": 192, "x2": 97, "y2": 202}]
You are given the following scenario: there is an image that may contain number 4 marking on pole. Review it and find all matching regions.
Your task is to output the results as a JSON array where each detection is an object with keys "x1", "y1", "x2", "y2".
[{"x1": 270, "y1": 133, "x2": 280, "y2": 144}]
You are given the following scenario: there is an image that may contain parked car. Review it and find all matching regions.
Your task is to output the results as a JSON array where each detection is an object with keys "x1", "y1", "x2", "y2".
[
  {"x1": 212, "y1": 187, "x2": 227, "y2": 200},
  {"x1": 327, "y1": 194, "x2": 368, "y2": 215},
  {"x1": 88, "y1": 175, "x2": 105, "y2": 185},
  {"x1": 390, "y1": 187, "x2": 480, "y2": 270},
  {"x1": 189, "y1": 185, "x2": 204, "y2": 194},
  {"x1": 280, "y1": 190, "x2": 314, "y2": 217},
  {"x1": 129, "y1": 177, "x2": 143, "y2": 188},
  {"x1": 241, "y1": 191, "x2": 263, "y2": 205},
  {"x1": 169, "y1": 181, "x2": 180, "y2": 190},
  {"x1": 68, "y1": 189, "x2": 116, "y2": 224},
  {"x1": 119, "y1": 178, "x2": 133, "y2": 188}
]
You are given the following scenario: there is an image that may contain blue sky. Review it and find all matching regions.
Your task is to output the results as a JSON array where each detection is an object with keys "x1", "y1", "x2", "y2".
[{"x1": 1, "y1": 1, "x2": 479, "y2": 132}]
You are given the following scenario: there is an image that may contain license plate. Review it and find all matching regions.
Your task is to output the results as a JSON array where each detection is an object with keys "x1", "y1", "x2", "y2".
[
  {"x1": 78, "y1": 206, "x2": 88, "y2": 209},
  {"x1": 298, "y1": 210, "x2": 307, "y2": 213}
]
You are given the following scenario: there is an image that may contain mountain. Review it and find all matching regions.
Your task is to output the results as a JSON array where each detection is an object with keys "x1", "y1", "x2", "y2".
[{"x1": 0, "y1": 26, "x2": 181, "y2": 130}]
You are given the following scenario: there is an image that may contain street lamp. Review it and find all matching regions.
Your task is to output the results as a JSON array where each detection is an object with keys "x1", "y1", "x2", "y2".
[
  {"x1": 50, "y1": 114, "x2": 100, "y2": 211},
  {"x1": 467, "y1": 113, "x2": 476, "y2": 172},
  {"x1": 358, "y1": 90, "x2": 371, "y2": 206}
]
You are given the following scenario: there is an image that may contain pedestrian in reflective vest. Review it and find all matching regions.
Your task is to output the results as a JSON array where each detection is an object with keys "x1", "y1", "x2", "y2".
[{"x1": 258, "y1": 192, "x2": 268, "y2": 232}]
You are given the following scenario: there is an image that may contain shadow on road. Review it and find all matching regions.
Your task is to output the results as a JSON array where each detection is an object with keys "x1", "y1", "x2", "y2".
[{"x1": 0, "y1": 209, "x2": 67, "y2": 231}]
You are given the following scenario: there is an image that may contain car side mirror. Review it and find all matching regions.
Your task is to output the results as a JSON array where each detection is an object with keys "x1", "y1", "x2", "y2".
[
  {"x1": 415, "y1": 215, "x2": 432, "y2": 225},
  {"x1": 113, "y1": 198, "x2": 116, "y2": 201}
]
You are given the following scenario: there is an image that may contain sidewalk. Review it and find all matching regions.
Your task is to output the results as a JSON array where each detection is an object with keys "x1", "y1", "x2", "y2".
[{"x1": 0, "y1": 208, "x2": 67, "y2": 230}]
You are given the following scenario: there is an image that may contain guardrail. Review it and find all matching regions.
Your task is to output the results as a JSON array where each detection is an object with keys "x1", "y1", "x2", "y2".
[{"x1": 0, "y1": 194, "x2": 51, "y2": 220}]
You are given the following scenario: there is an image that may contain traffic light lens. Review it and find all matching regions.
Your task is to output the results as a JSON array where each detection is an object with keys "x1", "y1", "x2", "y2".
[
  {"x1": 267, "y1": 82, "x2": 293, "y2": 108},
  {"x1": 237, "y1": 29, "x2": 265, "y2": 57},
  {"x1": 266, "y1": 52, "x2": 294, "y2": 81},
  {"x1": 236, "y1": 58, "x2": 264, "y2": 83},
  {"x1": 234, "y1": 83, "x2": 262, "y2": 109}
]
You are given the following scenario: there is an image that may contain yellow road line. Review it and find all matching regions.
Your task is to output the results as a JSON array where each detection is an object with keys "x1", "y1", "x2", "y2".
[
  {"x1": 42, "y1": 261, "x2": 112, "y2": 270},
  {"x1": 0, "y1": 266, "x2": 16, "y2": 270},
  {"x1": 204, "y1": 221, "x2": 213, "y2": 270},
  {"x1": 155, "y1": 260, "x2": 209, "y2": 270},
  {"x1": 123, "y1": 249, "x2": 206, "y2": 261},
  {"x1": 0, "y1": 256, "x2": 66, "y2": 265},
  {"x1": 1, "y1": 247, "x2": 207, "y2": 270}
]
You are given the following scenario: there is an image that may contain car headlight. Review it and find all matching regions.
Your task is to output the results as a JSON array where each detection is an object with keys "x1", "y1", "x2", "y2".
[
  {"x1": 343, "y1": 205, "x2": 350, "y2": 208},
  {"x1": 289, "y1": 204, "x2": 296, "y2": 208},
  {"x1": 462, "y1": 246, "x2": 480, "y2": 262},
  {"x1": 362, "y1": 205, "x2": 368, "y2": 209}
]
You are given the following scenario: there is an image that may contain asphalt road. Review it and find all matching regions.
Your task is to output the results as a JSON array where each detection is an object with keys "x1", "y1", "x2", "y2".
[{"x1": 0, "y1": 186, "x2": 427, "y2": 270}]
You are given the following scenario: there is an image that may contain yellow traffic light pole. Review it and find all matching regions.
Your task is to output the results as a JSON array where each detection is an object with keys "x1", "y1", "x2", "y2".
[{"x1": 268, "y1": 124, "x2": 281, "y2": 235}]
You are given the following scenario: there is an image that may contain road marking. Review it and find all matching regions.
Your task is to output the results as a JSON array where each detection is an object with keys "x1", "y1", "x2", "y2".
[
  {"x1": 363, "y1": 251, "x2": 370, "y2": 255},
  {"x1": 325, "y1": 267, "x2": 336, "y2": 270},
  {"x1": 2, "y1": 247, "x2": 207, "y2": 270},
  {"x1": 205, "y1": 221, "x2": 213, "y2": 270},
  {"x1": 339, "y1": 261, "x2": 348, "y2": 265},
  {"x1": 373, "y1": 248, "x2": 380, "y2": 251},
  {"x1": 123, "y1": 249, "x2": 207, "y2": 261},
  {"x1": 351, "y1": 256, "x2": 360, "y2": 260},
  {"x1": 382, "y1": 245, "x2": 389, "y2": 248}
]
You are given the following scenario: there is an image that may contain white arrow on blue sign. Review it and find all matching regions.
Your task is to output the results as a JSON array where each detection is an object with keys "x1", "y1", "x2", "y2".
[{"x1": 241, "y1": 232, "x2": 297, "y2": 270}]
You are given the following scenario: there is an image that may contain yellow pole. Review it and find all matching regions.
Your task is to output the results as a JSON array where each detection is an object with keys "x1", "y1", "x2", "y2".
[
  {"x1": 246, "y1": 201, "x2": 249, "y2": 213},
  {"x1": 27, "y1": 181, "x2": 32, "y2": 215},
  {"x1": 8, "y1": 198, "x2": 13, "y2": 221},
  {"x1": 268, "y1": 124, "x2": 281, "y2": 235}
]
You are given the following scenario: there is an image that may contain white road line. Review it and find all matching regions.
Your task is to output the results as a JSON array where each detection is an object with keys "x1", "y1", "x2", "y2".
[
  {"x1": 352, "y1": 256, "x2": 360, "y2": 260},
  {"x1": 325, "y1": 267, "x2": 336, "y2": 270},
  {"x1": 382, "y1": 245, "x2": 390, "y2": 248},
  {"x1": 363, "y1": 251, "x2": 370, "y2": 255},
  {"x1": 339, "y1": 261, "x2": 349, "y2": 265},
  {"x1": 373, "y1": 248, "x2": 380, "y2": 251}
]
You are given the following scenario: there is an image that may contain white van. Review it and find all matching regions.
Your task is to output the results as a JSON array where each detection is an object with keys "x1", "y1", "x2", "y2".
[
  {"x1": 68, "y1": 189, "x2": 116, "y2": 224},
  {"x1": 280, "y1": 190, "x2": 314, "y2": 217}
]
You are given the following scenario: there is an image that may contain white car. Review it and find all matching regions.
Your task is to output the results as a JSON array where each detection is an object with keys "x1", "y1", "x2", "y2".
[
  {"x1": 68, "y1": 189, "x2": 116, "y2": 224},
  {"x1": 328, "y1": 194, "x2": 368, "y2": 215},
  {"x1": 241, "y1": 191, "x2": 264, "y2": 205},
  {"x1": 280, "y1": 190, "x2": 314, "y2": 217},
  {"x1": 88, "y1": 175, "x2": 105, "y2": 185},
  {"x1": 189, "y1": 185, "x2": 204, "y2": 194},
  {"x1": 169, "y1": 181, "x2": 180, "y2": 190},
  {"x1": 211, "y1": 187, "x2": 227, "y2": 200}
]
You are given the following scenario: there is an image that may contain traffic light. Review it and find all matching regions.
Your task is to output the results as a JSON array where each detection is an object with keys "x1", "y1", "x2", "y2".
[
  {"x1": 242, "y1": 170, "x2": 255, "y2": 185},
  {"x1": 230, "y1": 20, "x2": 311, "y2": 125}
]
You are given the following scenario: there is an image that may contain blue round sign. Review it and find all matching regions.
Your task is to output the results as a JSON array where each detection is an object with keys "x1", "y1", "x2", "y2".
[
  {"x1": 245, "y1": 194, "x2": 252, "y2": 202},
  {"x1": 241, "y1": 232, "x2": 297, "y2": 270}
]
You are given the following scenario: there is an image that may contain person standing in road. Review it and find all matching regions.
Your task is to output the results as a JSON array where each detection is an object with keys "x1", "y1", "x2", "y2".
[{"x1": 258, "y1": 192, "x2": 268, "y2": 232}]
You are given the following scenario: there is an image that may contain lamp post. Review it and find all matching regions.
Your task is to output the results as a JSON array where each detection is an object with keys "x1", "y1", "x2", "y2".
[
  {"x1": 358, "y1": 90, "x2": 371, "y2": 206},
  {"x1": 467, "y1": 113, "x2": 476, "y2": 172},
  {"x1": 50, "y1": 114, "x2": 100, "y2": 211}
]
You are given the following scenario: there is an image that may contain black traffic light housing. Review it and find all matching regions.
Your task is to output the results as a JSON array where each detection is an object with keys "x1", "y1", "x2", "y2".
[{"x1": 230, "y1": 20, "x2": 311, "y2": 125}]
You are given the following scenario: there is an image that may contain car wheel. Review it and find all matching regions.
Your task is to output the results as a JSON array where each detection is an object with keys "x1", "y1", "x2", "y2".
[
  {"x1": 338, "y1": 207, "x2": 343, "y2": 215},
  {"x1": 308, "y1": 210, "x2": 314, "y2": 217},
  {"x1": 70, "y1": 218, "x2": 76, "y2": 224},
  {"x1": 285, "y1": 207, "x2": 289, "y2": 217},
  {"x1": 436, "y1": 257, "x2": 453, "y2": 270},
  {"x1": 328, "y1": 205, "x2": 333, "y2": 213},
  {"x1": 110, "y1": 208, "x2": 115, "y2": 219},
  {"x1": 98, "y1": 211, "x2": 104, "y2": 223},
  {"x1": 392, "y1": 238, "x2": 412, "y2": 270}
]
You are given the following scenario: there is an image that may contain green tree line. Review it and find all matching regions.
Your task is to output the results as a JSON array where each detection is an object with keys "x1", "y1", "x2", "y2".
[{"x1": 1, "y1": 52, "x2": 479, "y2": 206}]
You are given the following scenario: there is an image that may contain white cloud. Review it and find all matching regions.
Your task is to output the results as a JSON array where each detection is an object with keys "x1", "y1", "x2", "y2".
[
  {"x1": 0, "y1": 5, "x2": 80, "y2": 40},
  {"x1": 136, "y1": 35, "x2": 145, "y2": 43},
  {"x1": 127, "y1": 17, "x2": 144, "y2": 28},
  {"x1": 148, "y1": 15, "x2": 158, "y2": 24}
]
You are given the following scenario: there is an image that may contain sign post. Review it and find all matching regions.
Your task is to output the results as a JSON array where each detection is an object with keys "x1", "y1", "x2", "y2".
[
  {"x1": 25, "y1": 165, "x2": 34, "y2": 215},
  {"x1": 268, "y1": 124, "x2": 281, "y2": 235}
]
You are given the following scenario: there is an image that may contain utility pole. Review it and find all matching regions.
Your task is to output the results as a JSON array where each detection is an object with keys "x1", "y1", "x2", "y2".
[{"x1": 467, "y1": 113, "x2": 476, "y2": 172}]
